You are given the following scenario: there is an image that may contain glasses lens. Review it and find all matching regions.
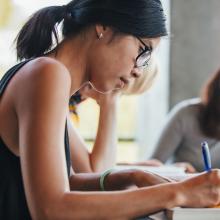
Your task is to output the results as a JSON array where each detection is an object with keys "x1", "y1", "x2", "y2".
[{"x1": 136, "y1": 51, "x2": 151, "y2": 68}]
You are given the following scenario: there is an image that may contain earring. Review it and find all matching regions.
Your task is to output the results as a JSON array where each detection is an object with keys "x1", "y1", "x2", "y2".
[{"x1": 98, "y1": 33, "x2": 103, "y2": 39}]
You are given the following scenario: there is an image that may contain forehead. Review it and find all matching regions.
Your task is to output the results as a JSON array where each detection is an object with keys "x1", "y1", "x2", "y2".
[{"x1": 110, "y1": 34, "x2": 161, "y2": 50}]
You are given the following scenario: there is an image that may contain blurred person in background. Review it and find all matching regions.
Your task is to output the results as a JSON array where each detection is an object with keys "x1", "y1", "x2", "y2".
[{"x1": 152, "y1": 68, "x2": 220, "y2": 173}]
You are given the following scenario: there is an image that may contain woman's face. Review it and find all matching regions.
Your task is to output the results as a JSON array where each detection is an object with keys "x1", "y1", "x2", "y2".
[{"x1": 88, "y1": 27, "x2": 160, "y2": 93}]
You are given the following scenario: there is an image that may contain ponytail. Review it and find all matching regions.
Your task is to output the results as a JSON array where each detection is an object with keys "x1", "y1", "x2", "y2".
[
  {"x1": 16, "y1": 6, "x2": 66, "y2": 60},
  {"x1": 16, "y1": 0, "x2": 167, "y2": 60}
]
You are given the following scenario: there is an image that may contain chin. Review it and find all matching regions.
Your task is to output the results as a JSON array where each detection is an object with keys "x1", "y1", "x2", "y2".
[
  {"x1": 102, "y1": 84, "x2": 116, "y2": 92},
  {"x1": 90, "y1": 78, "x2": 121, "y2": 93}
]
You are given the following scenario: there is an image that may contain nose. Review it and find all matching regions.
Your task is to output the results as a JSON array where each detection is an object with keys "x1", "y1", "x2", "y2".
[{"x1": 131, "y1": 68, "x2": 143, "y2": 78}]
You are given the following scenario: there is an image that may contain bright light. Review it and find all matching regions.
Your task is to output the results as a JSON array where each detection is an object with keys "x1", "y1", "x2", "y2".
[
  {"x1": 12, "y1": 0, "x2": 69, "y2": 8},
  {"x1": 12, "y1": 0, "x2": 69, "y2": 16}
]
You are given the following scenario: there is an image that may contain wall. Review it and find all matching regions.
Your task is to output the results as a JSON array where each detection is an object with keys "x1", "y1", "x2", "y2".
[{"x1": 170, "y1": 0, "x2": 220, "y2": 107}]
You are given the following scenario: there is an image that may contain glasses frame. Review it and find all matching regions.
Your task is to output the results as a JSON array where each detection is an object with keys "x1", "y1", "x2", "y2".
[{"x1": 135, "y1": 37, "x2": 152, "y2": 68}]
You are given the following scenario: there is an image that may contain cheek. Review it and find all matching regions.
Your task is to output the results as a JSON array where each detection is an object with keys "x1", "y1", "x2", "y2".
[
  {"x1": 108, "y1": 47, "x2": 135, "y2": 75},
  {"x1": 89, "y1": 43, "x2": 136, "y2": 80},
  {"x1": 115, "y1": 42, "x2": 138, "y2": 71},
  {"x1": 90, "y1": 53, "x2": 123, "y2": 79}
]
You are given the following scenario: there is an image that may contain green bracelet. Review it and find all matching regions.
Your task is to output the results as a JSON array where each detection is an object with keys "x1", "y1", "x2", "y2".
[{"x1": 99, "y1": 169, "x2": 115, "y2": 191}]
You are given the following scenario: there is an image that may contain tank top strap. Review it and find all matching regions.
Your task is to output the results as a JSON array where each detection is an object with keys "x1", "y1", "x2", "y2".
[
  {"x1": 0, "y1": 59, "x2": 32, "y2": 96},
  {"x1": 65, "y1": 122, "x2": 71, "y2": 176}
]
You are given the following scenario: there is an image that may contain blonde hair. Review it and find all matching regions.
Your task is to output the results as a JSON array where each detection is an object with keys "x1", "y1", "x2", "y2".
[{"x1": 122, "y1": 56, "x2": 158, "y2": 95}]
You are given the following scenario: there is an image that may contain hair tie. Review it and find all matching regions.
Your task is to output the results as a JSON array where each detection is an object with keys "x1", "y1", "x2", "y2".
[{"x1": 60, "y1": 5, "x2": 72, "y2": 19}]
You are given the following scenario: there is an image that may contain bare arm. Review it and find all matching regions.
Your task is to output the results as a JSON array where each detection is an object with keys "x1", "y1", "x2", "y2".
[
  {"x1": 69, "y1": 86, "x2": 119, "y2": 173},
  {"x1": 69, "y1": 168, "x2": 173, "y2": 191},
  {"x1": 90, "y1": 94, "x2": 118, "y2": 172}
]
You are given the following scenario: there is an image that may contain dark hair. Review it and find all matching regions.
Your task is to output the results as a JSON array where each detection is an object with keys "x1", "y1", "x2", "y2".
[
  {"x1": 16, "y1": 0, "x2": 167, "y2": 60},
  {"x1": 199, "y1": 68, "x2": 220, "y2": 139}
]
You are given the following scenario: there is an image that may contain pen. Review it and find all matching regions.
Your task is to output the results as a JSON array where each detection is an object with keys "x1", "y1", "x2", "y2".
[{"x1": 201, "y1": 141, "x2": 212, "y2": 172}]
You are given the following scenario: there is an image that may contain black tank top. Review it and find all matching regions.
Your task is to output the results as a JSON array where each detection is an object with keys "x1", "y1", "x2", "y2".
[{"x1": 0, "y1": 60, "x2": 71, "y2": 220}]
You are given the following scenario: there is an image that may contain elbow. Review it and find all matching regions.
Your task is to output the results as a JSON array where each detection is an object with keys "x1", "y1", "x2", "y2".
[
  {"x1": 32, "y1": 206, "x2": 67, "y2": 220},
  {"x1": 41, "y1": 207, "x2": 64, "y2": 220},
  {"x1": 29, "y1": 198, "x2": 66, "y2": 220},
  {"x1": 35, "y1": 193, "x2": 92, "y2": 220},
  {"x1": 30, "y1": 206, "x2": 57, "y2": 220},
  {"x1": 89, "y1": 154, "x2": 110, "y2": 173},
  {"x1": 90, "y1": 162, "x2": 103, "y2": 173},
  {"x1": 89, "y1": 154, "x2": 98, "y2": 173}
]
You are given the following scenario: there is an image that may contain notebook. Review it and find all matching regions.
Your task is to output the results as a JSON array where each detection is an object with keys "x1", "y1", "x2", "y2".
[
  {"x1": 166, "y1": 207, "x2": 220, "y2": 220},
  {"x1": 115, "y1": 165, "x2": 186, "y2": 176}
]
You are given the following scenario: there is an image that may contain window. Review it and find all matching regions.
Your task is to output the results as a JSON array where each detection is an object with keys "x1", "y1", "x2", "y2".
[{"x1": 77, "y1": 96, "x2": 139, "y2": 162}]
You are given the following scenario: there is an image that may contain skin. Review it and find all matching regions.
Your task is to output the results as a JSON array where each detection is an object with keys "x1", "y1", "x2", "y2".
[{"x1": 1, "y1": 25, "x2": 220, "y2": 219}]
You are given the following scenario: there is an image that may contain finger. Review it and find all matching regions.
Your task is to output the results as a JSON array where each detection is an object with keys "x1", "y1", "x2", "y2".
[{"x1": 183, "y1": 163, "x2": 197, "y2": 173}]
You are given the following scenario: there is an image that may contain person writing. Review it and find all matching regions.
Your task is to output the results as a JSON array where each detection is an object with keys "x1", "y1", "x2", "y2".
[
  {"x1": 152, "y1": 68, "x2": 220, "y2": 172},
  {"x1": 1, "y1": 0, "x2": 220, "y2": 219}
]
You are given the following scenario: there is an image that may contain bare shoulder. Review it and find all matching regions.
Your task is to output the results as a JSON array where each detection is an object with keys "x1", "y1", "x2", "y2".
[
  {"x1": 14, "y1": 57, "x2": 71, "y2": 112},
  {"x1": 15, "y1": 57, "x2": 71, "y2": 99},
  {"x1": 24, "y1": 57, "x2": 71, "y2": 85}
]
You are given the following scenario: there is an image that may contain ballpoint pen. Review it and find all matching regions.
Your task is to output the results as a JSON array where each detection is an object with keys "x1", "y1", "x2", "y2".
[{"x1": 201, "y1": 141, "x2": 212, "y2": 172}]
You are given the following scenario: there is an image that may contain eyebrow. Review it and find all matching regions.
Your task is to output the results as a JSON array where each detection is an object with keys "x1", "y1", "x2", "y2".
[{"x1": 137, "y1": 37, "x2": 152, "y2": 51}]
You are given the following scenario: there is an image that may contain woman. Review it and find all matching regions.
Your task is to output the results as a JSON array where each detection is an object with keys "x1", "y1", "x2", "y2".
[
  {"x1": 1, "y1": 0, "x2": 220, "y2": 219},
  {"x1": 152, "y1": 68, "x2": 220, "y2": 172}
]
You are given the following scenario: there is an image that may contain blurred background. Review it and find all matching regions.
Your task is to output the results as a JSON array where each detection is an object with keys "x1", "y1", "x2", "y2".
[{"x1": 1, "y1": 0, "x2": 220, "y2": 162}]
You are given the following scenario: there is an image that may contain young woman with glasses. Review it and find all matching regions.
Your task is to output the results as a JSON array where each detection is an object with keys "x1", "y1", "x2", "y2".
[{"x1": 1, "y1": 0, "x2": 220, "y2": 219}]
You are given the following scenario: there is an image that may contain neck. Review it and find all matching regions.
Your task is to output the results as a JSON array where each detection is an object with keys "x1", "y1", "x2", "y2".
[{"x1": 47, "y1": 35, "x2": 91, "y2": 95}]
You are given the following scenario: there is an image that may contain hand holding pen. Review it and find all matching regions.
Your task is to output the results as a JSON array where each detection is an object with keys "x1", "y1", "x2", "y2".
[{"x1": 201, "y1": 141, "x2": 212, "y2": 172}]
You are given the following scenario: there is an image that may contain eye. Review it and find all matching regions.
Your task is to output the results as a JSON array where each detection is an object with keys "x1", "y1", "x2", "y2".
[{"x1": 138, "y1": 46, "x2": 145, "y2": 54}]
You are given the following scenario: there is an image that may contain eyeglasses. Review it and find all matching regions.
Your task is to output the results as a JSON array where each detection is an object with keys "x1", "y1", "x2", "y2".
[{"x1": 135, "y1": 37, "x2": 152, "y2": 69}]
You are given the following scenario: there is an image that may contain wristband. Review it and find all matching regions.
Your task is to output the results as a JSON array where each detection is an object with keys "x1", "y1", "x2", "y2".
[{"x1": 99, "y1": 169, "x2": 114, "y2": 191}]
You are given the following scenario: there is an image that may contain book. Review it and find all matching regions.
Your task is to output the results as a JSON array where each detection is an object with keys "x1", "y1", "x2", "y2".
[{"x1": 166, "y1": 207, "x2": 220, "y2": 220}]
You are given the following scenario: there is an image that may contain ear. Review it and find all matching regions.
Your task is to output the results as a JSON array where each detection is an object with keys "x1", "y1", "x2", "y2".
[{"x1": 95, "y1": 25, "x2": 112, "y2": 39}]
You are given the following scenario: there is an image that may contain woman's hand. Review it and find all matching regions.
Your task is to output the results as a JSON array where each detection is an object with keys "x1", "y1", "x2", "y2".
[
  {"x1": 104, "y1": 169, "x2": 173, "y2": 191},
  {"x1": 131, "y1": 170, "x2": 174, "y2": 187},
  {"x1": 176, "y1": 169, "x2": 220, "y2": 208}
]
